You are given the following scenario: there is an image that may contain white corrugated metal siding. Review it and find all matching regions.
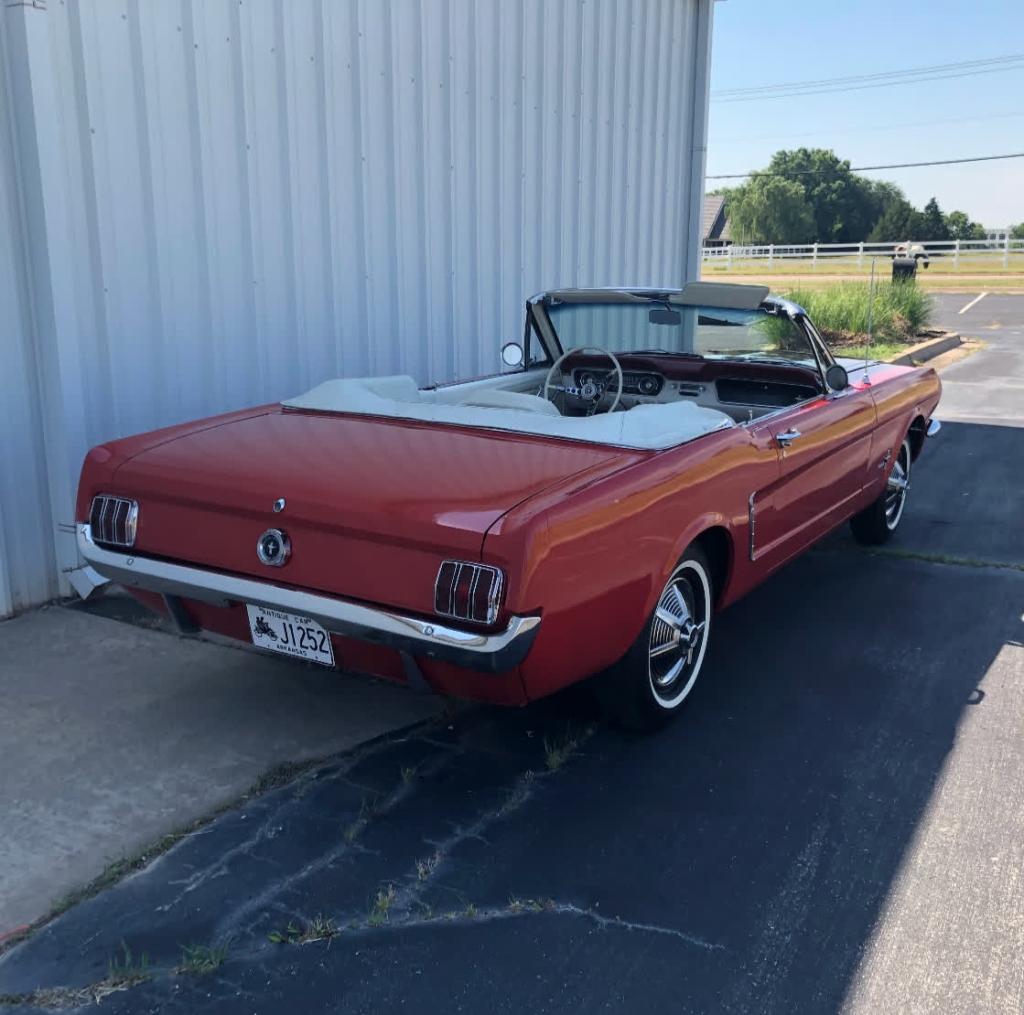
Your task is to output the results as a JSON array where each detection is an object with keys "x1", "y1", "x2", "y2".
[{"x1": 0, "y1": 0, "x2": 713, "y2": 617}]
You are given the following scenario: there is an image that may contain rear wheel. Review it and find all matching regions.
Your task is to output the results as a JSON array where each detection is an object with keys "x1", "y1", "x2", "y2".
[
  {"x1": 850, "y1": 438, "x2": 912, "y2": 545},
  {"x1": 596, "y1": 545, "x2": 713, "y2": 732}
]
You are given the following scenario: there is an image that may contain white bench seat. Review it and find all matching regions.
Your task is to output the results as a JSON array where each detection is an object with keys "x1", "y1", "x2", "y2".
[{"x1": 283, "y1": 376, "x2": 734, "y2": 451}]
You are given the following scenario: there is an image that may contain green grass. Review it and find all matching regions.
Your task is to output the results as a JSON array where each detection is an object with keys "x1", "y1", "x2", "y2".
[
  {"x1": 780, "y1": 281, "x2": 931, "y2": 346},
  {"x1": 107, "y1": 942, "x2": 151, "y2": 985},
  {"x1": 267, "y1": 915, "x2": 339, "y2": 945},
  {"x1": 824, "y1": 338, "x2": 908, "y2": 362},
  {"x1": 367, "y1": 884, "x2": 397, "y2": 927},
  {"x1": 703, "y1": 252, "x2": 1024, "y2": 277},
  {"x1": 177, "y1": 942, "x2": 227, "y2": 974},
  {"x1": 543, "y1": 724, "x2": 598, "y2": 771}
]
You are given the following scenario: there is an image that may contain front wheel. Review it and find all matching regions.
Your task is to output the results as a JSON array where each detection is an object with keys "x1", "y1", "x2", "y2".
[
  {"x1": 595, "y1": 545, "x2": 713, "y2": 732},
  {"x1": 850, "y1": 438, "x2": 912, "y2": 545}
]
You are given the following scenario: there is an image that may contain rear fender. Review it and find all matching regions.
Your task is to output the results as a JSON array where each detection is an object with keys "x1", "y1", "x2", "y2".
[{"x1": 649, "y1": 512, "x2": 734, "y2": 617}]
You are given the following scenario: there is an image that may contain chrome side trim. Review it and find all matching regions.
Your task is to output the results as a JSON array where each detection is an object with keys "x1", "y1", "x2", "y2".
[
  {"x1": 926, "y1": 418, "x2": 941, "y2": 437},
  {"x1": 748, "y1": 492, "x2": 757, "y2": 562},
  {"x1": 77, "y1": 525, "x2": 540, "y2": 673}
]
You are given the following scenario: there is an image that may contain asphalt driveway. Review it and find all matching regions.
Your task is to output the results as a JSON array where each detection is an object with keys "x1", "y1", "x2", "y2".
[{"x1": 1, "y1": 294, "x2": 1022, "y2": 1014}]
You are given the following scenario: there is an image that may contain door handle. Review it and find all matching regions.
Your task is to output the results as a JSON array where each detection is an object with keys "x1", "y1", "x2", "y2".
[{"x1": 776, "y1": 429, "x2": 802, "y2": 447}]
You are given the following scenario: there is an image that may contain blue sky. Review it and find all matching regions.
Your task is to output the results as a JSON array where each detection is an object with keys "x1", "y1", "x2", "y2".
[{"x1": 707, "y1": 0, "x2": 1024, "y2": 227}]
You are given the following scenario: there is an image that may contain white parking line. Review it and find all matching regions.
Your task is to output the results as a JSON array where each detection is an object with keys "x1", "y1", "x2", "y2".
[{"x1": 958, "y1": 292, "x2": 988, "y2": 314}]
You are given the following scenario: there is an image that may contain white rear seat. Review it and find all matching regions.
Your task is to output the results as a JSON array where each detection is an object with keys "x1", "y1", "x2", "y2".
[{"x1": 283, "y1": 376, "x2": 733, "y2": 451}]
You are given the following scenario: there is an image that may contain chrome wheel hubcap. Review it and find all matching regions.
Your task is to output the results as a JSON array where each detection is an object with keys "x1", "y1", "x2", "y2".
[
  {"x1": 885, "y1": 445, "x2": 910, "y2": 529},
  {"x1": 649, "y1": 565, "x2": 708, "y2": 706}
]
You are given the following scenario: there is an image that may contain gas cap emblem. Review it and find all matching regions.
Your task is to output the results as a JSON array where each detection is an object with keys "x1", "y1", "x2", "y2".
[
  {"x1": 273, "y1": 497, "x2": 286, "y2": 513},
  {"x1": 257, "y1": 528, "x2": 290, "y2": 567}
]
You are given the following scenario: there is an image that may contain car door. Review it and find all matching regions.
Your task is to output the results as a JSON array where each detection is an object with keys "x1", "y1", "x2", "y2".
[{"x1": 751, "y1": 385, "x2": 876, "y2": 565}]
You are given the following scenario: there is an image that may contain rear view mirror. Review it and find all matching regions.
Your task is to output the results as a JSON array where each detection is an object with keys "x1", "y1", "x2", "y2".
[
  {"x1": 825, "y1": 363, "x2": 849, "y2": 391},
  {"x1": 501, "y1": 342, "x2": 524, "y2": 368},
  {"x1": 649, "y1": 307, "x2": 682, "y2": 326}
]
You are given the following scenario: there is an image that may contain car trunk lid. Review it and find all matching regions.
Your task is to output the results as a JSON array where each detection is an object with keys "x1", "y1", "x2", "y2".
[{"x1": 112, "y1": 407, "x2": 635, "y2": 616}]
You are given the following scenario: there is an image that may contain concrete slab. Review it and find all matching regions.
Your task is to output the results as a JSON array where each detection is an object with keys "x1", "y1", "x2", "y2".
[{"x1": 0, "y1": 607, "x2": 441, "y2": 933}]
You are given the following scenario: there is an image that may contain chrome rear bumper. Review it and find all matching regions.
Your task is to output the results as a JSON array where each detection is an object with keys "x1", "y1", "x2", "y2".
[{"x1": 77, "y1": 525, "x2": 539, "y2": 673}]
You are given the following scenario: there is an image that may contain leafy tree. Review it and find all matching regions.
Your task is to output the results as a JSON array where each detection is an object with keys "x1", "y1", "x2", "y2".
[
  {"x1": 945, "y1": 210, "x2": 986, "y2": 241},
  {"x1": 1010, "y1": 223, "x2": 1024, "y2": 240},
  {"x1": 763, "y1": 148, "x2": 879, "y2": 243},
  {"x1": 918, "y1": 197, "x2": 950, "y2": 241},
  {"x1": 725, "y1": 175, "x2": 816, "y2": 244},
  {"x1": 863, "y1": 179, "x2": 906, "y2": 224},
  {"x1": 867, "y1": 198, "x2": 925, "y2": 242},
  {"x1": 722, "y1": 148, "x2": 990, "y2": 244}
]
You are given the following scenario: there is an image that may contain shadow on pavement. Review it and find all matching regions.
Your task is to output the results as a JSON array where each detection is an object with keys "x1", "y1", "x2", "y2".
[
  {"x1": 1, "y1": 425, "x2": 1021, "y2": 1013},
  {"x1": 827, "y1": 421, "x2": 1024, "y2": 567}
]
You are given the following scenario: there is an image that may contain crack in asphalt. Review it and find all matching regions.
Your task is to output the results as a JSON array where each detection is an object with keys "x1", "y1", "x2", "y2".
[
  {"x1": 211, "y1": 747, "x2": 459, "y2": 941},
  {"x1": 0, "y1": 900, "x2": 724, "y2": 1012},
  {"x1": 155, "y1": 730, "x2": 451, "y2": 916},
  {"x1": 0, "y1": 724, "x2": 654, "y2": 1010},
  {"x1": 819, "y1": 545, "x2": 1024, "y2": 573},
  {"x1": 554, "y1": 903, "x2": 726, "y2": 950}
]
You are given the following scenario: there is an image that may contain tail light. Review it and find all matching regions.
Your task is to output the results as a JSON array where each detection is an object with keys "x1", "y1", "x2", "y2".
[
  {"x1": 434, "y1": 560, "x2": 504, "y2": 625},
  {"x1": 89, "y1": 495, "x2": 138, "y2": 548}
]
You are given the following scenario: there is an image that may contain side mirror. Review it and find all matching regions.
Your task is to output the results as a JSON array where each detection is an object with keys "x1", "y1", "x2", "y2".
[
  {"x1": 501, "y1": 342, "x2": 524, "y2": 368},
  {"x1": 825, "y1": 363, "x2": 849, "y2": 391}
]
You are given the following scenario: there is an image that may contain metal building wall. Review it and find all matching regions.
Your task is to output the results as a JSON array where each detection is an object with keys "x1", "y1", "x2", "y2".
[
  {"x1": 0, "y1": 0, "x2": 713, "y2": 617},
  {"x1": 0, "y1": 12, "x2": 59, "y2": 616}
]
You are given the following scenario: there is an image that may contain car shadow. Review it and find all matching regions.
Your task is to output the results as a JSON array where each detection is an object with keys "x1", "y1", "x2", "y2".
[{"x1": 1, "y1": 422, "x2": 1020, "y2": 1014}]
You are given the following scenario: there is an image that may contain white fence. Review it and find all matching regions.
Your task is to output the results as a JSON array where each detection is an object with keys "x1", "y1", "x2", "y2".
[{"x1": 703, "y1": 237, "x2": 1024, "y2": 269}]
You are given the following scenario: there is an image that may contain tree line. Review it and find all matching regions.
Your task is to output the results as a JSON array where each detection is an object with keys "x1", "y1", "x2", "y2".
[{"x1": 714, "y1": 148, "x2": 994, "y2": 245}]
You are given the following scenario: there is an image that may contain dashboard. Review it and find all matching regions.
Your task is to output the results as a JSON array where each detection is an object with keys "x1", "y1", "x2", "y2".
[
  {"x1": 568, "y1": 361, "x2": 821, "y2": 419},
  {"x1": 572, "y1": 368, "x2": 665, "y2": 398}
]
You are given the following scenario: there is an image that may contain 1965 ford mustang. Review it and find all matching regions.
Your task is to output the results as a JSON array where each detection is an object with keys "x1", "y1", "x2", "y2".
[{"x1": 77, "y1": 282, "x2": 941, "y2": 729}]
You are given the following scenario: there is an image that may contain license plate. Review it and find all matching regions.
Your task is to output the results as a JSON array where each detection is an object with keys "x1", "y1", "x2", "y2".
[{"x1": 246, "y1": 604, "x2": 335, "y2": 667}]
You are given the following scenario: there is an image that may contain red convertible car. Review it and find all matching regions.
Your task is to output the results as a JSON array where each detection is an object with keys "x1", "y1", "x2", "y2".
[{"x1": 77, "y1": 282, "x2": 940, "y2": 729}]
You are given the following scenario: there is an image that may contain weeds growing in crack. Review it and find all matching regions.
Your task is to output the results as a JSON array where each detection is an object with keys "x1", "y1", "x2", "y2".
[
  {"x1": 508, "y1": 896, "x2": 554, "y2": 914},
  {"x1": 367, "y1": 884, "x2": 397, "y2": 927},
  {"x1": 415, "y1": 849, "x2": 443, "y2": 881},
  {"x1": 268, "y1": 915, "x2": 339, "y2": 945},
  {"x1": 107, "y1": 941, "x2": 151, "y2": 986},
  {"x1": 544, "y1": 723, "x2": 597, "y2": 771},
  {"x1": 267, "y1": 921, "x2": 302, "y2": 944},
  {"x1": 498, "y1": 769, "x2": 536, "y2": 815},
  {"x1": 177, "y1": 942, "x2": 227, "y2": 974},
  {"x1": 302, "y1": 914, "x2": 339, "y2": 943},
  {"x1": 343, "y1": 792, "x2": 382, "y2": 843}
]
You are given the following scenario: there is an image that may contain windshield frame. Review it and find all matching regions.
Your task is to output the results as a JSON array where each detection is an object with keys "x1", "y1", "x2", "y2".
[{"x1": 528, "y1": 288, "x2": 840, "y2": 395}]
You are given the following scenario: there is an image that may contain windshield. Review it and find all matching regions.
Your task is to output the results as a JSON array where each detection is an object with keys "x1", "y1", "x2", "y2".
[{"x1": 545, "y1": 301, "x2": 820, "y2": 367}]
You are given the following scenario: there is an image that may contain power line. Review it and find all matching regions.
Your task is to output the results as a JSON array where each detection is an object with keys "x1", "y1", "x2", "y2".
[
  {"x1": 712, "y1": 109, "x2": 1024, "y2": 146},
  {"x1": 706, "y1": 152, "x2": 1024, "y2": 181},
  {"x1": 712, "y1": 53, "x2": 1024, "y2": 97},
  {"x1": 711, "y1": 57, "x2": 1024, "y2": 102}
]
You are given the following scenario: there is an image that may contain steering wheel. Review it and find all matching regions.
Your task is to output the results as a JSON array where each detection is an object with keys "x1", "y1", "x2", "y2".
[{"x1": 543, "y1": 347, "x2": 624, "y2": 414}]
